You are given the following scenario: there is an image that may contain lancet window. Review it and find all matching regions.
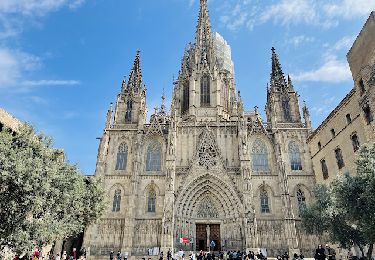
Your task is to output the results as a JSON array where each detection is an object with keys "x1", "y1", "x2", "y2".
[
  {"x1": 146, "y1": 141, "x2": 162, "y2": 172},
  {"x1": 289, "y1": 141, "x2": 302, "y2": 171},
  {"x1": 115, "y1": 143, "x2": 128, "y2": 171},
  {"x1": 296, "y1": 189, "x2": 306, "y2": 216},
  {"x1": 282, "y1": 96, "x2": 291, "y2": 121},
  {"x1": 260, "y1": 190, "x2": 270, "y2": 213},
  {"x1": 147, "y1": 190, "x2": 156, "y2": 213},
  {"x1": 252, "y1": 139, "x2": 269, "y2": 172},
  {"x1": 200, "y1": 75, "x2": 210, "y2": 106},
  {"x1": 182, "y1": 82, "x2": 190, "y2": 114},
  {"x1": 112, "y1": 189, "x2": 121, "y2": 212}
]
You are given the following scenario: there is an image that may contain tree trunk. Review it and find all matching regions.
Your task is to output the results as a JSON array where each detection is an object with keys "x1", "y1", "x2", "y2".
[{"x1": 367, "y1": 243, "x2": 374, "y2": 260}]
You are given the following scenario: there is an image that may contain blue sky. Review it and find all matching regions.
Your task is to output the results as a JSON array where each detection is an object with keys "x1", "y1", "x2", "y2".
[{"x1": 0, "y1": 0, "x2": 374, "y2": 174}]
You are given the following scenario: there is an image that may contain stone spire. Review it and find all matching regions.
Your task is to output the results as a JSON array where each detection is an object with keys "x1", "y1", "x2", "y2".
[
  {"x1": 127, "y1": 50, "x2": 144, "y2": 92},
  {"x1": 270, "y1": 47, "x2": 287, "y2": 90},
  {"x1": 287, "y1": 74, "x2": 295, "y2": 91},
  {"x1": 195, "y1": 0, "x2": 213, "y2": 64},
  {"x1": 303, "y1": 101, "x2": 312, "y2": 131}
]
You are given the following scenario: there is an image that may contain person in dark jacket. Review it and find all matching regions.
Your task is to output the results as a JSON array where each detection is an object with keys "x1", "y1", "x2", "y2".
[
  {"x1": 325, "y1": 244, "x2": 336, "y2": 260},
  {"x1": 315, "y1": 245, "x2": 326, "y2": 260}
]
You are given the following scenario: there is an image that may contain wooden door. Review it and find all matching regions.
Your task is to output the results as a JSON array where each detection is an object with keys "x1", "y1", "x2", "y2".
[
  {"x1": 196, "y1": 224, "x2": 207, "y2": 251},
  {"x1": 209, "y1": 224, "x2": 221, "y2": 251}
]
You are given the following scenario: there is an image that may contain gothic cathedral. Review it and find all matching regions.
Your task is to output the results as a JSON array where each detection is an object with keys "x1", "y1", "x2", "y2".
[{"x1": 83, "y1": 0, "x2": 319, "y2": 258}]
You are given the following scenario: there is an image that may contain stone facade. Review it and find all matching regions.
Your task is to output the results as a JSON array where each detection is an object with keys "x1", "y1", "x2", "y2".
[
  {"x1": 308, "y1": 12, "x2": 375, "y2": 184},
  {"x1": 83, "y1": 0, "x2": 319, "y2": 258}
]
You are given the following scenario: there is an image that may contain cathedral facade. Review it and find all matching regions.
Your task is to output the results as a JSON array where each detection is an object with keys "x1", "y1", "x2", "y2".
[{"x1": 83, "y1": 0, "x2": 319, "y2": 258}]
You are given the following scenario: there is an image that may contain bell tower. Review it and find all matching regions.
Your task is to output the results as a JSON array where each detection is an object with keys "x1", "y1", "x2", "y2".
[
  {"x1": 172, "y1": 0, "x2": 238, "y2": 121},
  {"x1": 113, "y1": 50, "x2": 147, "y2": 128}
]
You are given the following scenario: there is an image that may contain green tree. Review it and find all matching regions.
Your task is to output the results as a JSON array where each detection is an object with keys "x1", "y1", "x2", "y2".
[
  {"x1": 301, "y1": 143, "x2": 375, "y2": 259},
  {"x1": 0, "y1": 124, "x2": 106, "y2": 256}
]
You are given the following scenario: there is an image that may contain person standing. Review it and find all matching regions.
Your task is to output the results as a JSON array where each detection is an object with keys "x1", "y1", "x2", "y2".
[
  {"x1": 167, "y1": 249, "x2": 172, "y2": 260},
  {"x1": 117, "y1": 251, "x2": 122, "y2": 260},
  {"x1": 55, "y1": 253, "x2": 60, "y2": 260},
  {"x1": 325, "y1": 245, "x2": 335, "y2": 260},
  {"x1": 110, "y1": 251, "x2": 114, "y2": 260},
  {"x1": 315, "y1": 245, "x2": 326, "y2": 260}
]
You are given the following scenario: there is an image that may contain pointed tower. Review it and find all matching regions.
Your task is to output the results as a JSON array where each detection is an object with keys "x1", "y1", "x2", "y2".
[
  {"x1": 113, "y1": 50, "x2": 147, "y2": 127},
  {"x1": 172, "y1": 0, "x2": 237, "y2": 121},
  {"x1": 266, "y1": 47, "x2": 302, "y2": 126}
]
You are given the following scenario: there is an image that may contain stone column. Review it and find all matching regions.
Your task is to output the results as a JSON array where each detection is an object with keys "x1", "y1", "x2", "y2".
[{"x1": 206, "y1": 225, "x2": 210, "y2": 251}]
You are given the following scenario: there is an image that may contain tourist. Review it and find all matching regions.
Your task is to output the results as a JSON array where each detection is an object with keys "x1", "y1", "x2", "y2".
[
  {"x1": 325, "y1": 244, "x2": 336, "y2": 260},
  {"x1": 168, "y1": 249, "x2": 172, "y2": 260},
  {"x1": 55, "y1": 253, "x2": 60, "y2": 260},
  {"x1": 299, "y1": 254, "x2": 304, "y2": 260},
  {"x1": 292, "y1": 253, "x2": 299, "y2": 260},
  {"x1": 62, "y1": 251, "x2": 67, "y2": 260},
  {"x1": 117, "y1": 251, "x2": 122, "y2": 260},
  {"x1": 110, "y1": 251, "x2": 114, "y2": 260},
  {"x1": 282, "y1": 252, "x2": 289, "y2": 260},
  {"x1": 315, "y1": 245, "x2": 325, "y2": 260}
]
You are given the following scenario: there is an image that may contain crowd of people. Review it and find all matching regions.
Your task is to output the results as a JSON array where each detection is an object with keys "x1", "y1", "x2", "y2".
[{"x1": 12, "y1": 248, "x2": 87, "y2": 260}]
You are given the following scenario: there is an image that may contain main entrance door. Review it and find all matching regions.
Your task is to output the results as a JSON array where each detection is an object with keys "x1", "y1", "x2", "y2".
[{"x1": 196, "y1": 224, "x2": 221, "y2": 251}]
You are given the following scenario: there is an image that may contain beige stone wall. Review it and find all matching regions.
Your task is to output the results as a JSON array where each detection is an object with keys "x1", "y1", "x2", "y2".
[
  {"x1": 309, "y1": 11, "x2": 375, "y2": 184},
  {"x1": 0, "y1": 108, "x2": 21, "y2": 131}
]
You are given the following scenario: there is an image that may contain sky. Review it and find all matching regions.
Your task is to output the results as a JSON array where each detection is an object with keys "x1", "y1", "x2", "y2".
[{"x1": 0, "y1": 0, "x2": 374, "y2": 174}]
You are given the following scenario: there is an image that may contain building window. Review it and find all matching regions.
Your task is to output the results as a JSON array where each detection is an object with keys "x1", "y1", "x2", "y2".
[
  {"x1": 321, "y1": 159, "x2": 328, "y2": 180},
  {"x1": 200, "y1": 75, "x2": 210, "y2": 107},
  {"x1": 330, "y1": 129, "x2": 336, "y2": 138},
  {"x1": 359, "y1": 78, "x2": 365, "y2": 94},
  {"x1": 146, "y1": 141, "x2": 162, "y2": 171},
  {"x1": 289, "y1": 141, "x2": 303, "y2": 171},
  {"x1": 363, "y1": 104, "x2": 373, "y2": 124},
  {"x1": 335, "y1": 147, "x2": 345, "y2": 169},
  {"x1": 318, "y1": 142, "x2": 322, "y2": 150},
  {"x1": 296, "y1": 189, "x2": 306, "y2": 216},
  {"x1": 182, "y1": 82, "x2": 189, "y2": 114},
  {"x1": 252, "y1": 139, "x2": 269, "y2": 172},
  {"x1": 148, "y1": 190, "x2": 156, "y2": 213},
  {"x1": 260, "y1": 190, "x2": 270, "y2": 213},
  {"x1": 125, "y1": 100, "x2": 133, "y2": 123},
  {"x1": 282, "y1": 96, "x2": 292, "y2": 121},
  {"x1": 351, "y1": 133, "x2": 360, "y2": 152},
  {"x1": 346, "y1": 114, "x2": 352, "y2": 124},
  {"x1": 115, "y1": 143, "x2": 128, "y2": 170},
  {"x1": 112, "y1": 189, "x2": 121, "y2": 212}
]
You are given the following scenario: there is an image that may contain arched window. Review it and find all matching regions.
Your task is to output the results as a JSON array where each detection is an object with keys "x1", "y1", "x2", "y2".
[
  {"x1": 125, "y1": 100, "x2": 133, "y2": 123},
  {"x1": 147, "y1": 190, "x2": 156, "y2": 213},
  {"x1": 146, "y1": 141, "x2": 162, "y2": 171},
  {"x1": 182, "y1": 82, "x2": 189, "y2": 114},
  {"x1": 200, "y1": 75, "x2": 210, "y2": 107},
  {"x1": 112, "y1": 189, "x2": 121, "y2": 212},
  {"x1": 289, "y1": 141, "x2": 302, "y2": 171},
  {"x1": 351, "y1": 133, "x2": 360, "y2": 152},
  {"x1": 115, "y1": 143, "x2": 128, "y2": 171},
  {"x1": 252, "y1": 139, "x2": 269, "y2": 172},
  {"x1": 296, "y1": 189, "x2": 306, "y2": 216},
  {"x1": 260, "y1": 190, "x2": 270, "y2": 213},
  {"x1": 282, "y1": 96, "x2": 291, "y2": 121}
]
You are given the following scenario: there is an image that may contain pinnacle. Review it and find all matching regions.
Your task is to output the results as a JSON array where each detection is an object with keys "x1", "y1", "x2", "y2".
[{"x1": 127, "y1": 50, "x2": 143, "y2": 92}]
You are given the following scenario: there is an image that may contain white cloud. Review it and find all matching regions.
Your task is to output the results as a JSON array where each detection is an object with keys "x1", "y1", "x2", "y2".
[
  {"x1": 287, "y1": 35, "x2": 315, "y2": 47},
  {"x1": 292, "y1": 55, "x2": 351, "y2": 83},
  {"x1": 323, "y1": 0, "x2": 375, "y2": 19},
  {"x1": 217, "y1": 0, "x2": 374, "y2": 31},
  {"x1": 0, "y1": 48, "x2": 41, "y2": 86},
  {"x1": 22, "y1": 80, "x2": 81, "y2": 86},
  {"x1": 260, "y1": 0, "x2": 317, "y2": 26},
  {"x1": 332, "y1": 35, "x2": 357, "y2": 51},
  {"x1": 0, "y1": 48, "x2": 79, "y2": 89}
]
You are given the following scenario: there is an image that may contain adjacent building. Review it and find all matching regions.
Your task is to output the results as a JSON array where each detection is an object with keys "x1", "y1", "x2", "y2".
[
  {"x1": 83, "y1": 0, "x2": 320, "y2": 258},
  {"x1": 307, "y1": 12, "x2": 375, "y2": 183}
]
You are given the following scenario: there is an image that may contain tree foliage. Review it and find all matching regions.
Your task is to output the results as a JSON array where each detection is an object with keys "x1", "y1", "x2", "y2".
[
  {"x1": 301, "y1": 143, "x2": 375, "y2": 258},
  {"x1": 0, "y1": 124, "x2": 106, "y2": 255}
]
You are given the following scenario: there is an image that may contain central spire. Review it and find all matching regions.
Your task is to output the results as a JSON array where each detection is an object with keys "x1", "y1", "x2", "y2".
[
  {"x1": 127, "y1": 50, "x2": 144, "y2": 93},
  {"x1": 195, "y1": 0, "x2": 213, "y2": 64}
]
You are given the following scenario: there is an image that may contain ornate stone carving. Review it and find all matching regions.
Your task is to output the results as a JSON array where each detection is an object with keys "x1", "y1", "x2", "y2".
[{"x1": 196, "y1": 196, "x2": 219, "y2": 218}]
